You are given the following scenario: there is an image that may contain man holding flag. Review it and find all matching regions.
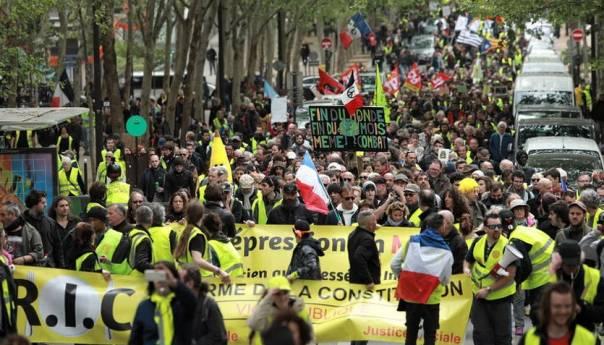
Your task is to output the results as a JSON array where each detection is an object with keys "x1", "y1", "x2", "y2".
[{"x1": 390, "y1": 213, "x2": 453, "y2": 345}]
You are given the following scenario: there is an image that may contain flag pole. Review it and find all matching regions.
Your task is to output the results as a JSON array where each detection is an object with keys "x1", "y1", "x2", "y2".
[{"x1": 304, "y1": 152, "x2": 344, "y2": 225}]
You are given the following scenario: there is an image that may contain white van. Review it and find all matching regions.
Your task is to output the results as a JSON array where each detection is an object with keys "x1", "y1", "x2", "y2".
[
  {"x1": 513, "y1": 72, "x2": 574, "y2": 111},
  {"x1": 524, "y1": 137, "x2": 604, "y2": 184},
  {"x1": 521, "y1": 62, "x2": 566, "y2": 74}
]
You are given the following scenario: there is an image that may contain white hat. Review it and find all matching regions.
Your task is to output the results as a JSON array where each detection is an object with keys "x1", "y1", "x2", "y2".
[
  {"x1": 239, "y1": 174, "x2": 255, "y2": 189},
  {"x1": 286, "y1": 151, "x2": 297, "y2": 160}
]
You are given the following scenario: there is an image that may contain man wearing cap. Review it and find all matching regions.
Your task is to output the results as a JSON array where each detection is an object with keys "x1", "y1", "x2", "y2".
[
  {"x1": 555, "y1": 201, "x2": 592, "y2": 246},
  {"x1": 464, "y1": 212, "x2": 516, "y2": 345},
  {"x1": 286, "y1": 220, "x2": 324, "y2": 280},
  {"x1": 267, "y1": 183, "x2": 314, "y2": 225},
  {"x1": 372, "y1": 176, "x2": 389, "y2": 207},
  {"x1": 405, "y1": 184, "x2": 422, "y2": 227},
  {"x1": 579, "y1": 189, "x2": 603, "y2": 230},
  {"x1": 165, "y1": 157, "x2": 196, "y2": 198},
  {"x1": 252, "y1": 176, "x2": 282, "y2": 225},
  {"x1": 551, "y1": 240, "x2": 604, "y2": 331}
]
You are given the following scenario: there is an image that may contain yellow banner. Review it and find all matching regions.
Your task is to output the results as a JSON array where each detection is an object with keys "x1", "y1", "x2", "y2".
[{"x1": 14, "y1": 225, "x2": 472, "y2": 344}]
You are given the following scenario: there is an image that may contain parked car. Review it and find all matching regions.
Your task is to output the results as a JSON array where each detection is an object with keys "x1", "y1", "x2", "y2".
[
  {"x1": 514, "y1": 118, "x2": 597, "y2": 153},
  {"x1": 409, "y1": 35, "x2": 435, "y2": 65}
]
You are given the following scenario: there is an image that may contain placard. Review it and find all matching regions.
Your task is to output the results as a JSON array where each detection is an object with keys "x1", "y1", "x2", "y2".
[
  {"x1": 270, "y1": 96, "x2": 288, "y2": 123},
  {"x1": 308, "y1": 106, "x2": 388, "y2": 152}
]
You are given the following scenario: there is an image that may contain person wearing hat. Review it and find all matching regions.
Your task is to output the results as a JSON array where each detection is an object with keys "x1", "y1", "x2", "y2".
[
  {"x1": 361, "y1": 181, "x2": 378, "y2": 208},
  {"x1": 401, "y1": 184, "x2": 420, "y2": 227},
  {"x1": 550, "y1": 240, "x2": 604, "y2": 332},
  {"x1": 87, "y1": 206, "x2": 108, "y2": 244},
  {"x1": 247, "y1": 276, "x2": 312, "y2": 344},
  {"x1": 555, "y1": 201, "x2": 592, "y2": 246},
  {"x1": 510, "y1": 199, "x2": 535, "y2": 228},
  {"x1": 286, "y1": 220, "x2": 324, "y2": 281},
  {"x1": 58, "y1": 156, "x2": 85, "y2": 197},
  {"x1": 267, "y1": 183, "x2": 314, "y2": 225},
  {"x1": 579, "y1": 189, "x2": 603, "y2": 230},
  {"x1": 464, "y1": 212, "x2": 517, "y2": 345},
  {"x1": 105, "y1": 163, "x2": 131, "y2": 205},
  {"x1": 371, "y1": 176, "x2": 389, "y2": 207},
  {"x1": 165, "y1": 157, "x2": 196, "y2": 198},
  {"x1": 252, "y1": 176, "x2": 282, "y2": 225},
  {"x1": 236, "y1": 173, "x2": 259, "y2": 216}
]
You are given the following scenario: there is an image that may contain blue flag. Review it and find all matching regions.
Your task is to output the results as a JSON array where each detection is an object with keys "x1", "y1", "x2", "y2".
[
  {"x1": 351, "y1": 12, "x2": 372, "y2": 38},
  {"x1": 264, "y1": 80, "x2": 278, "y2": 99}
]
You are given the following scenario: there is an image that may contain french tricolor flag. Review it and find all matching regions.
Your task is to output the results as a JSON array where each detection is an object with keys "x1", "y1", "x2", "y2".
[
  {"x1": 396, "y1": 229, "x2": 453, "y2": 303},
  {"x1": 295, "y1": 152, "x2": 330, "y2": 215}
]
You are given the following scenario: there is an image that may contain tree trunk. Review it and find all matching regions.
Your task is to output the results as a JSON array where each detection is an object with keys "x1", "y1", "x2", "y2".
[
  {"x1": 122, "y1": 0, "x2": 134, "y2": 110},
  {"x1": 100, "y1": 2, "x2": 124, "y2": 134},
  {"x1": 316, "y1": 17, "x2": 325, "y2": 65},
  {"x1": 180, "y1": 0, "x2": 206, "y2": 143},
  {"x1": 193, "y1": 1, "x2": 215, "y2": 124},
  {"x1": 166, "y1": 0, "x2": 198, "y2": 136},
  {"x1": 223, "y1": 1, "x2": 234, "y2": 79},
  {"x1": 56, "y1": 5, "x2": 68, "y2": 80},
  {"x1": 141, "y1": 41, "x2": 155, "y2": 118},
  {"x1": 163, "y1": 16, "x2": 174, "y2": 95},
  {"x1": 246, "y1": 19, "x2": 259, "y2": 81},
  {"x1": 231, "y1": 29, "x2": 245, "y2": 114},
  {"x1": 264, "y1": 21, "x2": 274, "y2": 82}
]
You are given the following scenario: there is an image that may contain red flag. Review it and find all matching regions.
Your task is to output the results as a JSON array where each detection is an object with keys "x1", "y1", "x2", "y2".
[
  {"x1": 318, "y1": 68, "x2": 345, "y2": 94},
  {"x1": 340, "y1": 64, "x2": 360, "y2": 88},
  {"x1": 383, "y1": 67, "x2": 401, "y2": 95},
  {"x1": 403, "y1": 63, "x2": 422, "y2": 92},
  {"x1": 430, "y1": 72, "x2": 451, "y2": 90},
  {"x1": 340, "y1": 31, "x2": 353, "y2": 49},
  {"x1": 339, "y1": 84, "x2": 364, "y2": 116}
]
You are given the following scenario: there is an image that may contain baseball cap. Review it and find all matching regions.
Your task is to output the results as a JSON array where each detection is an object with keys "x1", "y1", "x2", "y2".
[
  {"x1": 509, "y1": 199, "x2": 528, "y2": 210},
  {"x1": 394, "y1": 173, "x2": 409, "y2": 183},
  {"x1": 268, "y1": 276, "x2": 291, "y2": 291},
  {"x1": 404, "y1": 184, "x2": 420, "y2": 194},
  {"x1": 362, "y1": 181, "x2": 376, "y2": 192},
  {"x1": 86, "y1": 206, "x2": 107, "y2": 222},
  {"x1": 569, "y1": 201, "x2": 587, "y2": 213},
  {"x1": 283, "y1": 183, "x2": 298, "y2": 194},
  {"x1": 294, "y1": 219, "x2": 310, "y2": 231},
  {"x1": 239, "y1": 174, "x2": 255, "y2": 189},
  {"x1": 327, "y1": 162, "x2": 342, "y2": 171},
  {"x1": 231, "y1": 135, "x2": 241, "y2": 142},
  {"x1": 558, "y1": 240, "x2": 582, "y2": 266}
]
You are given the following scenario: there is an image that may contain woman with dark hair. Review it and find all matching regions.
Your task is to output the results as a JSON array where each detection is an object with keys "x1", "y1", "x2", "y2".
[
  {"x1": 203, "y1": 183, "x2": 236, "y2": 238},
  {"x1": 518, "y1": 282, "x2": 596, "y2": 344},
  {"x1": 48, "y1": 196, "x2": 80, "y2": 265},
  {"x1": 166, "y1": 191, "x2": 188, "y2": 224},
  {"x1": 204, "y1": 213, "x2": 244, "y2": 277},
  {"x1": 67, "y1": 222, "x2": 100, "y2": 272},
  {"x1": 172, "y1": 201, "x2": 230, "y2": 283},
  {"x1": 262, "y1": 311, "x2": 314, "y2": 345},
  {"x1": 129, "y1": 261, "x2": 197, "y2": 345},
  {"x1": 442, "y1": 187, "x2": 471, "y2": 223}
]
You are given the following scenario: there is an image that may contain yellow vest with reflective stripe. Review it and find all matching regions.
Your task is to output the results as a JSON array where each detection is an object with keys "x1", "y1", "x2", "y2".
[
  {"x1": 14, "y1": 130, "x2": 34, "y2": 148},
  {"x1": 508, "y1": 226, "x2": 554, "y2": 290},
  {"x1": 58, "y1": 167, "x2": 82, "y2": 196},
  {"x1": 176, "y1": 226, "x2": 213, "y2": 277},
  {"x1": 75, "y1": 252, "x2": 101, "y2": 271},
  {"x1": 106, "y1": 181, "x2": 130, "y2": 205},
  {"x1": 209, "y1": 239, "x2": 244, "y2": 277},
  {"x1": 148, "y1": 225, "x2": 174, "y2": 264},
  {"x1": 471, "y1": 235, "x2": 516, "y2": 300},
  {"x1": 0, "y1": 263, "x2": 14, "y2": 327},
  {"x1": 56, "y1": 135, "x2": 73, "y2": 153},
  {"x1": 252, "y1": 191, "x2": 283, "y2": 225},
  {"x1": 95, "y1": 228, "x2": 150, "y2": 275},
  {"x1": 409, "y1": 208, "x2": 423, "y2": 227},
  {"x1": 86, "y1": 202, "x2": 105, "y2": 212},
  {"x1": 198, "y1": 184, "x2": 207, "y2": 203},
  {"x1": 524, "y1": 324, "x2": 595, "y2": 345}
]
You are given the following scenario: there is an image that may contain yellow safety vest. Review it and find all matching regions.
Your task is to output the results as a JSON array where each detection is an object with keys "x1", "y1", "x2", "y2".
[
  {"x1": 198, "y1": 184, "x2": 207, "y2": 203},
  {"x1": 523, "y1": 324, "x2": 595, "y2": 345},
  {"x1": 95, "y1": 229, "x2": 150, "y2": 275},
  {"x1": 176, "y1": 226, "x2": 213, "y2": 277},
  {"x1": 86, "y1": 202, "x2": 105, "y2": 212},
  {"x1": 101, "y1": 148, "x2": 122, "y2": 162},
  {"x1": 56, "y1": 135, "x2": 73, "y2": 153},
  {"x1": 589, "y1": 208, "x2": 603, "y2": 230},
  {"x1": 584, "y1": 86, "x2": 592, "y2": 111},
  {"x1": 552, "y1": 265, "x2": 600, "y2": 305},
  {"x1": 106, "y1": 181, "x2": 130, "y2": 205},
  {"x1": 471, "y1": 235, "x2": 516, "y2": 300},
  {"x1": 0, "y1": 261, "x2": 14, "y2": 328},
  {"x1": 408, "y1": 208, "x2": 423, "y2": 227},
  {"x1": 148, "y1": 225, "x2": 174, "y2": 264},
  {"x1": 75, "y1": 252, "x2": 101, "y2": 271},
  {"x1": 14, "y1": 130, "x2": 34, "y2": 148},
  {"x1": 252, "y1": 191, "x2": 283, "y2": 225},
  {"x1": 209, "y1": 239, "x2": 244, "y2": 277},
  {"x1": 508, "y1": 226, "x2": 554, "y2": 290},
  {"x1": 58, "y1": 167, "x2": 82, "y2": 196}
]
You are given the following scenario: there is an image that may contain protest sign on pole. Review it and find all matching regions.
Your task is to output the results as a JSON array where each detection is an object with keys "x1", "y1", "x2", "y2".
[
  {"x1": 308, "y1": 106, "x2": 388, "y2": 152},
  {"x1": 270, "y1": 96, "x2": 288, "y2": 123}
]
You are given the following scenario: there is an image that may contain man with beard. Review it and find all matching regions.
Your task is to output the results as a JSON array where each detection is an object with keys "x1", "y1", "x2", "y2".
[
  {"x1": 23, "y1": 190, "x2": 64, "y2": 268},
  {"x1": 267, "y1": 183, "x2": 314, "y2": 225},
  {"x1": 286, "y1": 220, "x2": 324, "y2": 280},
  {"x1": 555, "y1": 201, "x2": 592, "y2": 246}
]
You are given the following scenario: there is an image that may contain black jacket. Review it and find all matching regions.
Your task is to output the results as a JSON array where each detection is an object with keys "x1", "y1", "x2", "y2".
[
  {"x1": 287, "y1": 238, "x2": 324, "y2": 280},
  {"x1": 443, "y1": 228, "x2": 468, "y2": 274},
  {"x1": 267, "y1": 201, "x2": 314, "y2": 225},
  {"x1": 165, "y1": 169, "x2": 195, "y2": 198},
  {"x1": 203, "y1": 201, "x2": 237, "y2": 238},
  {"x1": 23, "y1": 210, "x2": 64, "y2": 268},
  {"x1": 141, "y1": 167, "x2": 166, "y2": 202},
  {"x1": 556, "y1": 267, "x2": 604, "y2": 331},
  {"x1": 192, "y1": 294, "x2": 227, "y2": 345},
  {"x1": 0, "y1": 262, "x2": 16, "y2": 337},
  {"x1": 347, "y1": 226, "x2": 381, "y2": 285}
]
